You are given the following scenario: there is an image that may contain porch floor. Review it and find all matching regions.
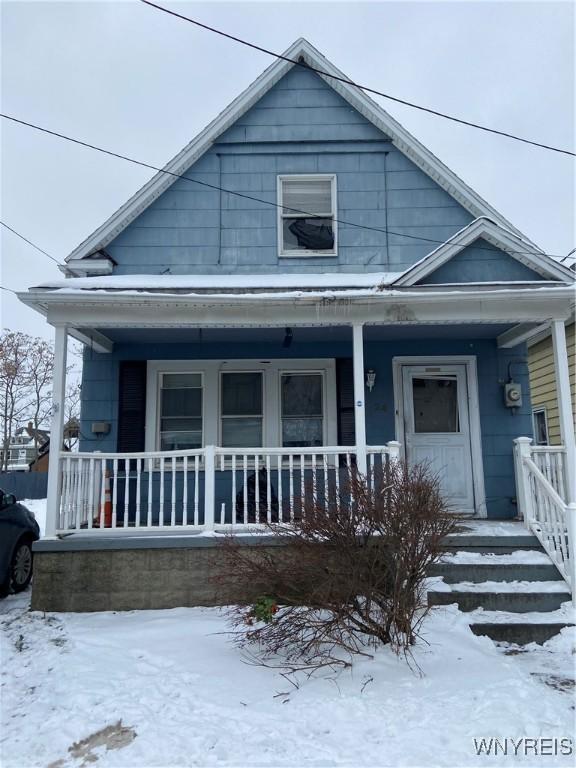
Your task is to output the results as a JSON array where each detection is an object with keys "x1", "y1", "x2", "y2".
[{"x1": 34, "y1": 517, "x2": 529, "y2": 552}]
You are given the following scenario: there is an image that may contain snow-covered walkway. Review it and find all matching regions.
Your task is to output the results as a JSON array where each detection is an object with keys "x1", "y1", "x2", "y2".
[{"x1": 1, "y1": 590, "x2": 574, "y2": 767}]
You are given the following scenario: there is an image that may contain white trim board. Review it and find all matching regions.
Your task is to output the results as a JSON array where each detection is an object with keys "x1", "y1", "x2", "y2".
[
  {"x1": 31, "y1": 287, "x2": 575, "y2": 332},
  {"x1": 145, "y1": 358, "x2": 338, "y2": 452},
  {"x1": 64, "y1": 38, "x2": 543, "y2": 266},
  {"x1": 393, "y1": 218, "x2": 575, "y2": 286},
  {"x1": 392, "y1": 355, "x2": 487, "y2": 517}
]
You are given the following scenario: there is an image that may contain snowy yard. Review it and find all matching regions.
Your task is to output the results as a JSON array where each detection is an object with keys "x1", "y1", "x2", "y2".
[{"x1": 1, "y1": 586, "x2": 574, "y2": 768}]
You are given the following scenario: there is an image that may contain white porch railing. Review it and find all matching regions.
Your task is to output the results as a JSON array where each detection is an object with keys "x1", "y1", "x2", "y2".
[
  {"x1": 514, "y1": 437, "x2": 575, "y2": 591},
  {"x1": 55, "y1": 442, "x2": 401, "y2": 535}
]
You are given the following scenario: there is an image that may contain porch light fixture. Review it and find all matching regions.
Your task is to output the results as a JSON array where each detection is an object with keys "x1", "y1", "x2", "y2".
[{"x1": 366, "y1": 369, "x2": 376, "y2": 392}]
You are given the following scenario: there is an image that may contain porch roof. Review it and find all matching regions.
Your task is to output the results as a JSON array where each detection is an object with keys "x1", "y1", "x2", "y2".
[{"x1": 18, "y1": 278, "x2": 574, "y2": 354}]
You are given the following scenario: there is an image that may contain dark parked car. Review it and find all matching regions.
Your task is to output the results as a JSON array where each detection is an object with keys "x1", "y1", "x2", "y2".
[{"x1": 0, "y1": 490, "x2": 40, "y2": 596}]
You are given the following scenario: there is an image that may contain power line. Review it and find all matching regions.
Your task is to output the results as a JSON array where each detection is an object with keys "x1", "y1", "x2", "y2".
[
  {"x1": 2, "y1": 112, "x2": 570, "y2": 261},
  {"x1": 1, "y1": 220, "x2": 61, "y2": 264},
  {"x1": 139, "y1": 0, "x2": 575, "y2": 158}
]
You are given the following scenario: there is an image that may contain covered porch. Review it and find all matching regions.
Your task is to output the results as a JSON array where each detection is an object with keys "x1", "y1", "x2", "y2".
[{"x1": 18, "y1": 281, "x2": 573, "y2": 551}]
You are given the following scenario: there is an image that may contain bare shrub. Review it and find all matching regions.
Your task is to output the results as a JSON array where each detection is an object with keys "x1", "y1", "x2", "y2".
[{"x1": 218, "y1": 460, "x2": 459, "y2": 672}]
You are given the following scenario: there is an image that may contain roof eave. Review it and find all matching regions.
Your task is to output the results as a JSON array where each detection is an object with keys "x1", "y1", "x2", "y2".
[{"x1": 393, "y1": 218, "x2": 575, "y2": 286}]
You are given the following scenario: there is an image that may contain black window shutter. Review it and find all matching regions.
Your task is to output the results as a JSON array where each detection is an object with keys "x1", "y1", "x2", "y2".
[
  {"x1": 117, "y1": 361, "x2": 147, "y2": 453},
  {"x1": 336, "y1": 358, "x2": 355, "y2": 446}
]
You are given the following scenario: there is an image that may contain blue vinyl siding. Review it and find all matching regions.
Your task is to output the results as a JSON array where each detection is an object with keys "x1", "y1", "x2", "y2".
[
  {"x1": 105, "y1": 67, "x2": 475, "y2": 275},
  {"x1": 420, "y1": 238, "x2": 545, "y2": 284},
  {"x1": 80, "y1": 337, "x2": 533, "y2": 519}
]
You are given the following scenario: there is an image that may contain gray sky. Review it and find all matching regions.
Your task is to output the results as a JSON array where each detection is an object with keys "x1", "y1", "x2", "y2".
[{"x1": 1, "y1": 0, "x2": 574, "y2": 339}]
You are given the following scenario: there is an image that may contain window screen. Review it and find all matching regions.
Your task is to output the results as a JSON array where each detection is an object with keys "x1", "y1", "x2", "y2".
[
  {"x1": 159, "y1": 373, "x2": 203, "y2": 450},
  {"x1": 281, "y1": 373, "x2": 324, "y2": 447},
  {"x1": 280, "y1": 177, "x2": 335, "y2": 254},
  {"x1": 532, "y1": 409, "x2": 549, "y2": 446}
]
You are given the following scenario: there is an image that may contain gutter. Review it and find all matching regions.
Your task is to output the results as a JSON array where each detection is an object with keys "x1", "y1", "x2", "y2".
[{"x1": 17, "y1": 284, "x2": 576, "y2": 311}]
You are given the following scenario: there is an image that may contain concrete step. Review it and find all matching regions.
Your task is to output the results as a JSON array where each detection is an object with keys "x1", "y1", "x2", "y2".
[
  {"x1": 442, "y1": 534, "x2": 541, "y2": 554},
  {"x1": 428, "y1": 588, "x2": 571, "y2": 613},
  {"x1": 469, "y1": 622, "x2": 574, "y2": 645},
  {"x1": 428, "y1": 562, "x2": 563, "y2": 583}
]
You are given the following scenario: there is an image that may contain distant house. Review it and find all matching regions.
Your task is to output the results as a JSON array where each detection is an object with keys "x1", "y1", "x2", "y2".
[
  {"x1": 528, "y1": 319, "x2": 575, "y2": 445},
  {"x1": 2, "y1": 423, "x2": 50, "y2": 472},
  {"x1": 28, "y1": 419, "x2": 80, "y2": 472}
]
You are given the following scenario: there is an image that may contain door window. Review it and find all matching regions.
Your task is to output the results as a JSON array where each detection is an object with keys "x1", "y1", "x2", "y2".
[{"x1": 412, "y1": 376, "x2": 460, "y2": 433}]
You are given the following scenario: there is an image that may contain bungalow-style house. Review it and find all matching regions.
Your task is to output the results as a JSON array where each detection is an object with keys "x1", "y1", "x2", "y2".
[{"x1": 19, "y1": 40, "x2": 575, "y2": 616}]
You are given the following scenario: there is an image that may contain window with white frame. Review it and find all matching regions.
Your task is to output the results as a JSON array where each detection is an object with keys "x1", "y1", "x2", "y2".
[
  {"x1": 158, "y1": 372, "x2": 203, "y2": 451},
  {"x1": 220, "y1": 371, "x2": 263, "y2": 447},
  {"x1": 532, "y1": 408, "x2": 549, "y2": 446},
  {"x1": 147, "y1": 360, "x2": 337, "y2": 451},
  {"x1": 278, "y1": 175, "x2": 336, "y2": 256}
]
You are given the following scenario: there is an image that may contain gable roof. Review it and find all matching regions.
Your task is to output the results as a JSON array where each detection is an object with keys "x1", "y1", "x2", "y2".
[
  {"x1": 65, "y1": 38, "x2": 544, "y2": 264},
  {"x1": 392, "y1": 218, "x2": 575, "y2": 286}
]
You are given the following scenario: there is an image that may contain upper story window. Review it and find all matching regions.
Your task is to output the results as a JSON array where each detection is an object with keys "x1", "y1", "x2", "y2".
[{"x1": 278, "y1": 175, "x2": 337, "y2": 257}]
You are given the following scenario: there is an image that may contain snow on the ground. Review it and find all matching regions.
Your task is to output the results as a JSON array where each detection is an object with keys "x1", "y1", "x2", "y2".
[
  {"x1": 1, "y1": 594, "x2": 574, "y2": 768},
  {"x1": 452, "y1": 521, "x2": 530, "y2": 536},
  {"x1": 468, "y1": 603, "x2": 575, "y2": 625},
  {"x1": 430, "y1": 579, "x2": 570, "y2": 593},
  {"x1": 441, "y1": 550, "x2": 553, "y2": 564},
  {"x1": 20, "y1": 498, "x2": 47, "y2": 537}
]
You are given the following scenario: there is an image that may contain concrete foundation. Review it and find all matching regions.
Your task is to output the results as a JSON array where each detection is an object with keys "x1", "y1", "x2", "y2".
[{"x1": 31, "y1": 535, "x2": 286, "y2": 612}]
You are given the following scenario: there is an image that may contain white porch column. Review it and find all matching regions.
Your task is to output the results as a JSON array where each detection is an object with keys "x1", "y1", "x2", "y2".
[
  {"x1": 352, "y1": 323, "x2": 367, "y2": 475},
  {"x1": 45, "y1": 326, "x2": 68, "y2": 538},
  {"x1": 551, "y1": 320, "x2": 576, "y2": 503}
]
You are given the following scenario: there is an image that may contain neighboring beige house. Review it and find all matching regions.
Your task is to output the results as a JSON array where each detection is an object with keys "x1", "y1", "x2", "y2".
[{"x1": 528, "y1": 320, "x2": 575, "y2": 445}]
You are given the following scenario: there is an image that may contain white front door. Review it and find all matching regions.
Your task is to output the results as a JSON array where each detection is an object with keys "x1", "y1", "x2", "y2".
[{"x1": 401, "y1": 364, "x2": 475, "y2": 513}]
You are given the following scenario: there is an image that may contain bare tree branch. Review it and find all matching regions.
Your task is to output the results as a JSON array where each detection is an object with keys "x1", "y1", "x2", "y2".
[{"x1": 214, "y1": 462, "x2": 460, "y2": 677}]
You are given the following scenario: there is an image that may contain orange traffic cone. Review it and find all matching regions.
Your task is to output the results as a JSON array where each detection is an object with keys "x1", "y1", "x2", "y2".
[{"x1": 95, "y1": 470, "x2": 112, "y2": 528}]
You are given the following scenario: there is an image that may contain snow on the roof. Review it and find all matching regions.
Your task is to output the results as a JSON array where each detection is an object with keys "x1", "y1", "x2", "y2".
[{"x1": 35, "y1": 272, "x2": 403, "y2": 292}]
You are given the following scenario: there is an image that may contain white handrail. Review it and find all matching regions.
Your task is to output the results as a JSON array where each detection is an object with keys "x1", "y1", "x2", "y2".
[
  {"x1": 61, "y1": 448, "x2": 205, "y2": 460},
  {"x1": 54, "y1": 442, "x2": 401, "y2": 536},
  {"x1": 523, "y1": 457, "x2": 567, "y2": 511},
  {"x1": 514, "y1": 437, "x2": 573, "y2": 592}
]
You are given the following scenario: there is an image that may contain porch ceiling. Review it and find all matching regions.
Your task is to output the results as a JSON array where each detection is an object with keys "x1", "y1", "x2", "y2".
[{"x1": 95, "y1": 323, "x2": 515, "y2": 345}]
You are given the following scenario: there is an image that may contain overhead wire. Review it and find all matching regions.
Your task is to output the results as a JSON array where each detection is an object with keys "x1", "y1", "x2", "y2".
[
  {"x1": 139, "y1": 0, "x2": 575, "y2": 157},
  {"x1": 1, "y1": 113, "x2": 570, "y2": 260}
]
